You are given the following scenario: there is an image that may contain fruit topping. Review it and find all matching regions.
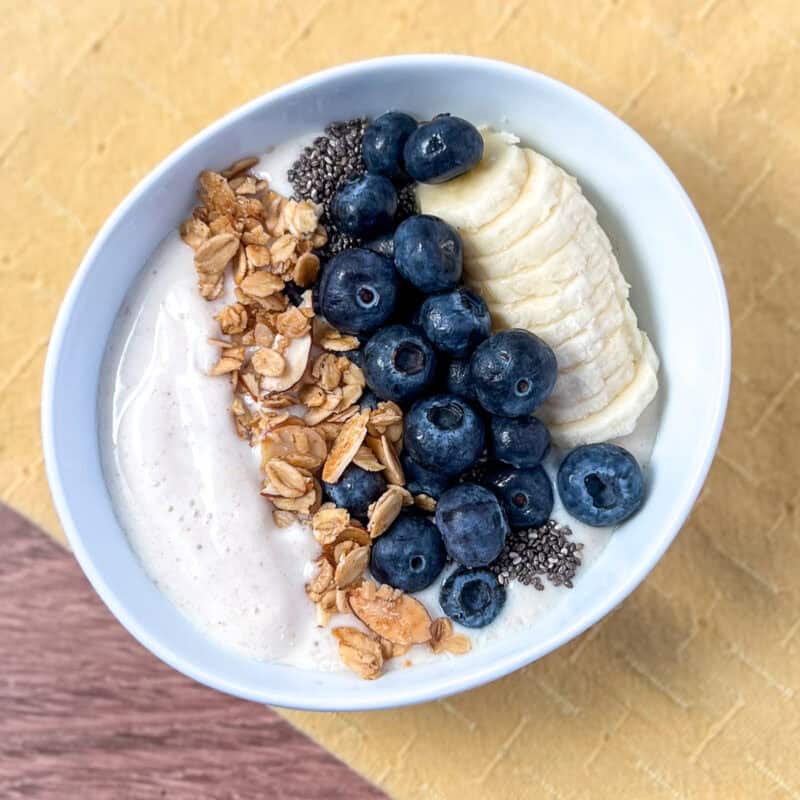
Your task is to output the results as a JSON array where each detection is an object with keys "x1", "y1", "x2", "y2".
[
  {"x1": 393, "y1": 214, "x2": 463, "y2": 293},
  {"x1": 363, "y1": 324, "x2": 438, "y2": 404},
  {"x1": 488, "y1": 414, "x2": 551, "y2": 469},
  {"x1": 316, "y1": 248, "x2": 399, "y2": 335},
  {"x1": 323, "y1": 463, "x2": 387, "y2": 521},
  {"x1": 400, "y1": 451, "x2": 452, "y2": 500},
  {"x1": 439, "y1": 567, "x2": 506, "y2": 628},
  {"x1": 404, "y1": 394, "x2": 485, "y2": 478},
  {"x1": 369, "y1": 511, "x2": 447, "y2": 592},
  {"x1": 483, "y1": 463, "x2": 554, "y2": 531},
  {"x1": 362, "y1": 111, "x2": 418, "y2": 180},
  {"x1": 435, "y1": 483, "x2": 509, "y2": 567},
  {"x1": 331, "y1": 174, "x2": 398, "y2": 237},
  {"x1": 556, "y1": 443, "x2": 644, "y2": 526},
  {"x1": 419, "y1": 287, "x2": 491, "y2": 357},
  {"x1": 470, "y1": 329, "x2": 558, "y2": 417},
  {"x1": 403, "y1": 115, "x2": 484, "y2": 184}
]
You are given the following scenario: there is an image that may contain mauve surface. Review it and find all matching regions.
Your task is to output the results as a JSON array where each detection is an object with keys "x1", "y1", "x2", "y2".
[{"x1": 0, "y1": 505, "x2": 385, "y2": 800}]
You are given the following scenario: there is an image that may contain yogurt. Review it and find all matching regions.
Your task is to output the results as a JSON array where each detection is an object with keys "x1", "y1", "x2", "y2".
[{"x1": 98, "y1": 134, "x2": 660, "y2": 672}]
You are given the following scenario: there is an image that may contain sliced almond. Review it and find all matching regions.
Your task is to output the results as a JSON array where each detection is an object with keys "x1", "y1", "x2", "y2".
[
  {"x1": 332, "y1": 627, "x2": 383, "y2": 680},
  {"x1": 334, "y1": 545, "x2": 370, "y2": 588},
  {"x1": 367, "y1": 487, "x2": 406, "y2": 539},
  {"x1": 348, "y1": 581, "x2": 432, "y2": 645},
  {"x1": 221, "y1": 156, "x2": 259, "y2": 179},
  {"x1": 379, "y1": 434, "x2": 404, "y2": 485},
  {"x1": 321, "y1": 409, "x2": 370, "y2": 484},
  {"x1": 260, "y1": 333, "x2": 311, "y2": 394},
  {"x1": 262, "y1": 426, "x2": 327, "y2": 471},
  {"x1": 312, "y1": 507, "x2": 351, "y2": 545}
]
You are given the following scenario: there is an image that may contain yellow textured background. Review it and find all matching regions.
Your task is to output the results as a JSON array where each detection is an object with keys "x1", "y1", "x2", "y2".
[{"x1": 3, "y1": 1, "x2": 799, "y2": 797}]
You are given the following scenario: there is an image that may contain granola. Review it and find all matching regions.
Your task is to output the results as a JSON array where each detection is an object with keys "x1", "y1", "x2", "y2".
[{"x1": 181, "y1": 154, "x2": 464, "y2": 680}]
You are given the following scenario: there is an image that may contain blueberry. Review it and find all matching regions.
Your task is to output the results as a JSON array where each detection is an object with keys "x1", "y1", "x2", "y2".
[
  {"x1": 358, "y1": 389, "x2": 381, "y2": 411},
  {"x1": 331, "y1": 174, "x2": 398, "y2": 237},
  {"x1": 363, "y1": 232, "x2": 395, "y2": 259},
  {"x1": 419, "y1": 288, "x2": 491, "y2": 357},
  {"x1": 488, "y1": 415, "x2": 551, "y2": 468},
  {"x1": 363, "y1": 324, "x2": 437, "y2": 404},
  {"x1": 393, "y1": 215, "x2": 463, "y2": 293},
  {"x1": 404, "y1": 115, "x2": 484, "y2": 184},
  {"x1": 343, "y1": 347, "x2": 364, "y2": 369},
  {"x1": 400, "y1": 451, "x2": 452, "y2": 500},
  {"x1": 370, "y1": 511, "x2": 447, "y2": 592},
  {"x1": 404, "y1": 394, "x2": 485, "y2": 478},
  {"x1": 484, "y1": 463, "x2": 554, "y2": 530},
  {"x1": 470, "y1": 329, "x2": 558, "y2": 417},
  {"x1": 557, "y1": 443, "x2": 644, "y2": 526},
  {"x1": 435, "y1": 483, "x2": 508, "y2": 566},
  {"x1": 440, "y1": 567, "x2": 506, "y2": 628},
  {"x1": 362, "y1": 111, "x2": 418, "y2": 181},
  {"x1": 317, "y1": 248, "x2": 399, "y2": 335},
  {"x1": 444, "y1": 358, "x2": 476, "y2": 401},
  {"x1": 323, "y1": 463, "x2": 387, "y2": 520}
]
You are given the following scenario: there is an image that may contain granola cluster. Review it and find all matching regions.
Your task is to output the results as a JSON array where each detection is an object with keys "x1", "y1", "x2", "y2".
[{"x1": 180, "y1": 156, "x2": 469, "y2": 680}]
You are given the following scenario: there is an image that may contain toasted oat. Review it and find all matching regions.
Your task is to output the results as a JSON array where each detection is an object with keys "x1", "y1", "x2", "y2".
[
  {"x1": 306, "y1": 557, "x2": 334, "y2": 601},
  {"x1": 254, "y1": 322, "x2": 275, "y2": 348},
  {"x1": 380, "y1": 638, "x2": 411, "y2": 660},
  {"x1": 264, "y1": 459, "x2": 310, "y2": 498},
  {"x1": 332, "y1": 627, "x2": 383, "y2": 680},
  {"x1": 304, "y1": 392, "x2": 342, "y2": 427},
  {"x1": 180, "y1": 217, "x2": 210, "y2": 250},
  {"x1": 221, "y1": 156, "x2": 260, "y2": 179},
  {"x1": 251, "y1": 347, "x2": 286, "y2": 377},
  {"x1": 216, "y1": 303, "x2": 248, "y2": 335},
  {"x1": 368, "y1": 402, "x2": 403, "y2": 436},
  {"x1": 353, "y1": 446, "x2": 385, "y2": 472},
  {"x1": 321, "y1": 409, "x2": 370, "y2": 484},
  {"x1": 414, "y1": 494, "x2": 437, "y2": 512},
  {"x1": 348, "y1": 581, "x2": 432, "y2": 646},
  {"x1": 334, "y1": 545, "x2": 370, "y2": 588},
  {"x1": 275, "y1": 306, "x2": 311, "y2": 338},
  {"x1": 272, "y1": 509, "x2": 297, "y2": 529},
  {"x1": 195, "y1": 233, "x2": 239, "y2": 300},
  {"x1": 209, "y1": 355, "x2": 242, "y2": 376},
  {"x1": 293, "y1": 252, "x2": 320, "y2": 287},
  {"x1": 430, "y1": 617, "x2": 472, "y2": 655},
  {"x1": 240, "y1": 270, "x2": 284, "y2": 298},
  {"x1": 312, "y1": 507, "x2": 351, "y2": 545}
]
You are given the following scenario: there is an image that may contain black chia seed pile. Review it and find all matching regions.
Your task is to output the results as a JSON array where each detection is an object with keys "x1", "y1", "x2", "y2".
[
  {"x1": 490, "y1": 520, "x2": 584, "y2": 590},
  {"x1": 287, "y1": 117, "x2": 417, "y2": 258}
]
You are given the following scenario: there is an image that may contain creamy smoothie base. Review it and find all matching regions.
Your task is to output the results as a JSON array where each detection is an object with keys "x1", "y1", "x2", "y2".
[{"x1": 99, "y1": 120, "x2": 660, "y2": 676}]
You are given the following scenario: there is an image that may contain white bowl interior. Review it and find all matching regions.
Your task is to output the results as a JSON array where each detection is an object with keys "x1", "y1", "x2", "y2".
[{"x1": 43, "y1": 56, "x2": 729, "y2": 710}]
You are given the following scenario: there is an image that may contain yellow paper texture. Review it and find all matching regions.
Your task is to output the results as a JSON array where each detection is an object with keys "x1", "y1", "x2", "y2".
[{"x1": 2, "y1": 1, "x2": 799, "y2": 797}]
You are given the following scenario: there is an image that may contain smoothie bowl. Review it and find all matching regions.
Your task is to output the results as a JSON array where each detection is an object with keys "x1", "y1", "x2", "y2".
[{"x1": 42, "y1": 56, "x2": 729, "y2": 710}]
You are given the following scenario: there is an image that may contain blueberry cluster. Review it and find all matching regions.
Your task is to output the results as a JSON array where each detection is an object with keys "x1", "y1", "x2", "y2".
[{"x1": 314, "y1": 111, "x2": 646, "y2": 631}]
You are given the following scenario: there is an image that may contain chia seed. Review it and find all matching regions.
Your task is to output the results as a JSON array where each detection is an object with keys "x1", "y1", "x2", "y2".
[
  {"x1": 489, "y1": 520, "x2": 583, "y2": 590},
  {"x1": 287, "y1": 117, "x2": 418, "y2": 258}
]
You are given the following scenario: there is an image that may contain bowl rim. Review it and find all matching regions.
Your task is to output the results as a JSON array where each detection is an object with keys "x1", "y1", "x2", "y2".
[{"x1": 42, "y1": 54, "x2": 731, "y2": 710}]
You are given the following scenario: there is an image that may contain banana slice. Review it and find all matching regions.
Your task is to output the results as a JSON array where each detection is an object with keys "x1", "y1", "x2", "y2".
[
  {"x1": 543, "y1": 338, "x2": 660, "y2": 446},
  {"x1": 417, "y1": 130, "x2": 659, "y2": 446},
  {"x1": 463, "y1": 151, "x2": 563, "y2": 257},
  {"x1": 416, "y1": 129, "x2": 528, "y2": 231}
]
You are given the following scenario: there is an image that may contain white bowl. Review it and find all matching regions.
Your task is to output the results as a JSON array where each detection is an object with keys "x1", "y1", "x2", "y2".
[{"x1": 42, "y1": 55, "x2": 730, "y2": 711}]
